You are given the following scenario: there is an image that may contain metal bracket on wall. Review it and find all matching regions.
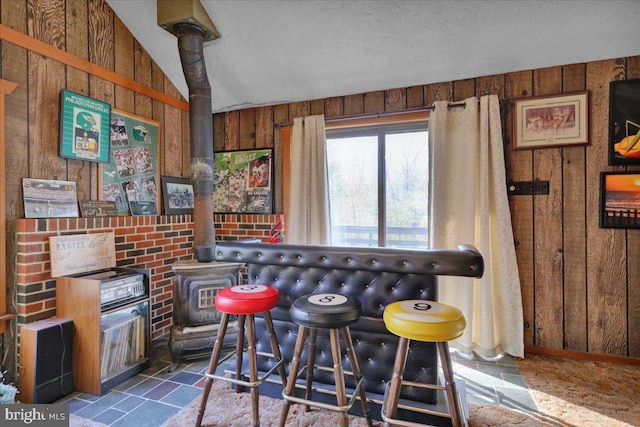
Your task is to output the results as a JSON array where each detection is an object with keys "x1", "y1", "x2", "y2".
[{"x1": 507, "y1": 180, "x2": 550, "y2": 195}]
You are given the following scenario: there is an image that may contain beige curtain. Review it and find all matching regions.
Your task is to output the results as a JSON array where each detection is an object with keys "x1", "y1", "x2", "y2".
[
  {"x1": 287, "y1": 115, "x2": 331, "y2": 244},
  {"x1": 428, "y1": 95, "x2": 524, "y2": 358}
]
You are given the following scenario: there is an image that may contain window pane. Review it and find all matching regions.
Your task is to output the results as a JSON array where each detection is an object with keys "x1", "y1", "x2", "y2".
[
  {"x1": 385, "y1": 130, "x2": 429, "y2": 249},
  {"x1": 327, "y1": 136, "x2": 378, "y2": 247}
]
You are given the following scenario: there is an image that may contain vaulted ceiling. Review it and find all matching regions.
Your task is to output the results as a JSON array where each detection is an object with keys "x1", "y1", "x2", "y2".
[{"x1": 106, "y1": 0, "x2": 640, "y2": 113}]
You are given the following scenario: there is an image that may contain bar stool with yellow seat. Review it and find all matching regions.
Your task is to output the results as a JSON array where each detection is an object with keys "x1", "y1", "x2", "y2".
[
  {"x1": 279, "y1": 293, "x2": 373, "y2": 427},
  {"x1": 381, "y1": 300, "x2": 467, "y2": 427},
  {"x1": 196, "y1": 284, "x2": 287, "y2": 427}
]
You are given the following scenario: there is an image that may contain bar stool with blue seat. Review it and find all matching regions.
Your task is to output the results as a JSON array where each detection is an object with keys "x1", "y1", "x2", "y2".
[
  {"x1": 381, "y1": 299, "x2": 467, "y2": 427},
  {"x1": 196, "y1": 284, "x2": 287, "y2": 427},
  {"x1": 279, "y1": 293, "x2": 373, "y2": 427}
]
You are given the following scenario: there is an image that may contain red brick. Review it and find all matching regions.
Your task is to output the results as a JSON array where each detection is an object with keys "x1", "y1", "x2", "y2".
[
  {"x1": 136, "y1": 255, "x2": 155, "y2": 264},
  {"x1": 25, "y1": 263, "x2": 43, "y2": 274},
  {"x1": 24, "y1": 302, "x2": 44, "y2": 314},
  {"x1": 25, "y1": 272, "x2": 51, "y2": 283}
]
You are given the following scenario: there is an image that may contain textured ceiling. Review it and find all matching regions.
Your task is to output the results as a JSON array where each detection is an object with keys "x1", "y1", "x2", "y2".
[{"x1": 106, "y1": 0, "x2": 640, "y2": 113}]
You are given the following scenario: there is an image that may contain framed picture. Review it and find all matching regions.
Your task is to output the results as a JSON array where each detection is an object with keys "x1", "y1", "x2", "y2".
[
  {"x1": 609, "y1": 79, "x2": 640, "y2": 165},
  {"x1": 59, "y1": 90, "x2": 111, "y2": 163},
  {"x1": 129, "y1": 200, "x2": 159, "y2": 216},
  {"x1": 22, "y1": 178, "x2": 79, "y2": 218},
  {"x1": 98, "y1": 109, "x2": 161, "y2": 215},
  {"x1": 213, "y1": 148, "x2": 273, "y2": 213},
  {"x1": 513, "y1": 91, "x2": 589, "y2": 150},
  {"x1": 161, "y1": 176, "x2": 194, "y2": 215},
  {"x1": 599, "y1": 171, "x2": 640, "y2": 229}
]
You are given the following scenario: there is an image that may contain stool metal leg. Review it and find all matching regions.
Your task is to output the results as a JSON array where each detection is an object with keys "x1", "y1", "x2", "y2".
[
  {"x1": 304, "y1": 327, "x2": 318, "y2": 412},
  {"x1": 279, "y1": 324, "x2": 308, "y2": 427},
  {"x1": 235, "y1": 315, "x2": 246, "y2": 393},
  {"x1": 329, "y1": 328, "x2": 348, "y2": 427},
  {"x1": 263, "y1": 311, "x2": 288, "y2": 386},
  {"x1": 196, "y1": 313, "x2": 231, "y2": 427},
  {"x1": 246, "y1": 314, "x2": 260, "y2": 427},
  {"x1": 340, "y1": 327, "x2": 373, "y2": 427},
  {"x1": 382, "y1": 336, "x2": 410, "y2": 427},
  {"x1": 437, "y1": 342, "x2": 464, "y2": 427}
]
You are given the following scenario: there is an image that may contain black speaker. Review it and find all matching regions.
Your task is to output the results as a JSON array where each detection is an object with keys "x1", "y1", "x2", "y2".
[{"x1": 18, "y1": 318, "x2": 74, "y2": 403}]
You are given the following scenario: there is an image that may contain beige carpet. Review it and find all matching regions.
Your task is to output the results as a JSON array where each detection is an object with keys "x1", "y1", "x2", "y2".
[{"x1": 162, "y1": 354, "x2": 640, "y2": 427}]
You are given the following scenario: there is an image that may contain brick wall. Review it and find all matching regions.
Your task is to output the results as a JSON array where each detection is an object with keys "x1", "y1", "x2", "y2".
[{"x1": 13, "y1": 214, "x2": 284, "y2": 341}]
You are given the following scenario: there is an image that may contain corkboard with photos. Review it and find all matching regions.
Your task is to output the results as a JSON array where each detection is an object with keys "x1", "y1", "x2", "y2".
[{"x1": 99, "y1": 109, "x2": 161, "y2": 215}]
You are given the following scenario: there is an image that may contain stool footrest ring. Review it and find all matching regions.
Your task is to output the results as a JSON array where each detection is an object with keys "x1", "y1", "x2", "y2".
[
  {"x1": 380, "y1": 381, "x2": 467, "y2": 427},
  {"x1": 282, "y1": 371, "x2": 367, "y2": 413},
  {"x1": 205, "y1": 357, "x2": 285, "y2": 389}
]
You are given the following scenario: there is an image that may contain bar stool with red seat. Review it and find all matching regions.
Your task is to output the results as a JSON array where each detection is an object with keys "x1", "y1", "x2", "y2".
[
  {"x1": 196, "y1": 284, "x2": 287, "y2": 427},
  {"x1": 381, "y1": 299, "x2": 467, "y2": 427}
]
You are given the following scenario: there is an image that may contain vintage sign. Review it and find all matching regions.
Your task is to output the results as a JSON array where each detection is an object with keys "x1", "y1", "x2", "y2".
[
  {"x1": 59, "y1": 90, "x2": 111, "y2": 163},
  {"x1": 79, "y1": 200, "x2": 118, "y2": 217},
  {"x1": 49, "y1": 232, "x2": 116, "y2": 278}
]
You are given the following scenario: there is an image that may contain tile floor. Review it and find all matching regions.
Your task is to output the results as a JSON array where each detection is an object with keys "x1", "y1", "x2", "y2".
[{"x1": 59, "y1": 337, "x2": 538, "y2": 426}]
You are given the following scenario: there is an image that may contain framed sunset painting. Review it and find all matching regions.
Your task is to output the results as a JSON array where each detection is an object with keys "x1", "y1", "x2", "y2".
[{"x1": 600, "y1": 171, "x2": 640, "y2": 229}]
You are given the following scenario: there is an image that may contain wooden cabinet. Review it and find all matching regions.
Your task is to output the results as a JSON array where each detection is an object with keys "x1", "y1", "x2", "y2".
[{"x1": 56, "y1": 270, "x2": 150, "y2": 395}]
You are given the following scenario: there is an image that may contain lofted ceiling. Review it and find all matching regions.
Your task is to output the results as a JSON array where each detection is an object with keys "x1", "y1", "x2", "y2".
[{"x1": 106, "y1": 0, "x2": 640, "y2": 114}]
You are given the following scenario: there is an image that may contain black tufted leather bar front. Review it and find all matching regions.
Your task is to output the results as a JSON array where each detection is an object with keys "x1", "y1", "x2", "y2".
[{"x1": 214, "y1": 241, "x2": 484, "y2": 414}]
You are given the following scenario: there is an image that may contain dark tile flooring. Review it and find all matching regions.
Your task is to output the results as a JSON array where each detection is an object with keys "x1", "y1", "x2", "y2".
[{"x1": 60, "y1": 337, "x2": 538, "y2": 426}]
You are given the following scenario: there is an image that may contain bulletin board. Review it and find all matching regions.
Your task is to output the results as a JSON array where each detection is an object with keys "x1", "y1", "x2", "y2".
[
  {"x1": 99, "y1": 109, "x2": 161, "y2": 215},
  {"x1": 212, "y1": 148, "x2": 273, "y2": 213}
]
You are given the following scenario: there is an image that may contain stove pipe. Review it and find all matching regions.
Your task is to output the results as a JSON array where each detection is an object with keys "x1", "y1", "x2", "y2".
[
  {"x1": 157, "y1": 1, "x2": 221, "y2": 262},
  {"x1": 175, "y1": 24, "x2": 216, "y2": 262}
]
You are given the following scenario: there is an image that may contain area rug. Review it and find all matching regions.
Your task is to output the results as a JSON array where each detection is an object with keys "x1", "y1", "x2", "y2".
[
  {"x1": 163, "y1": 380, "x2": 545, "y2": 426},
  {"x1": 162, "y1": 354, "x2": 640, "y2": 427},
  {"x1": 517, "y1": 354, "x2": 640, "y2": 427}
]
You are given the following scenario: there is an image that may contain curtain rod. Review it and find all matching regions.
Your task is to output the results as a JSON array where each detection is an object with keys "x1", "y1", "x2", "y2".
[{"x1": 272, "y1": 98, "x2": 503, "y2": 128}]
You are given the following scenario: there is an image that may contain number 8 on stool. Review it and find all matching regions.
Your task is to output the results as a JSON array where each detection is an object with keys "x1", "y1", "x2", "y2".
[{"x1": 381, "y1": 300, "x2": 468, "y2": 427}]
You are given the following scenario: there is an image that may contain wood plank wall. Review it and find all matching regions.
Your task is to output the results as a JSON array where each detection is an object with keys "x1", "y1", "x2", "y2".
[
  {"x1": 0, "y1": 0, "x2": 189, "y2": 374},
  {"x1": 213, "y1": 57, "x2": 640, "y2": 359},
  {"x1": 1, "y1": 0, "x2": 190, "y2": 224}
]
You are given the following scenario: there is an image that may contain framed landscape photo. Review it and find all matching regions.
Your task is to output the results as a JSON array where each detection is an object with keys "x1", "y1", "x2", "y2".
[
  {"x1": 161, "y1": 176, "x2": 194, "y2": 215},
  {"x1": 599, "y1": 171, "x2": 640, "y2": 229},
  {"x1": 212, "y1": 148, "x2": 273, "y2": 214},
  {"x1": 513, "y1": 91, "x2": 589, "y2": 150},
  {"x1": 99, "y1": 109, "x2": 161, "y2": 215},
  {"x1": 59, "y1": 90, "x2": 111, "y2": 163},
  {"x1": 609, "y1": 79, "x2": 640, "y2": 165}
]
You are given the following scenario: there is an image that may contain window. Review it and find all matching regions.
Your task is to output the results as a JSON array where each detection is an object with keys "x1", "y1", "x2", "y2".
[{"x1": 326, "y1": 122, "x2": 429, "y2": 248}]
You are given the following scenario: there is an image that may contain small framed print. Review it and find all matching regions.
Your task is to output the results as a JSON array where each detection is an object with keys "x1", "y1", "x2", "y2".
[
  {"x1": 129, "y1": 200, "x2": 158, "y2": 216},
  {"x1": 59, "y1": 90, "x2": 111, "y2": 163},
  {"x1": 600, "y1": 171, "x2": 640, "y2": 229},
  {"x1": 161, "y1": 176, "x2": 194, "y2": 215},
  {"x1": 513, "y1": 91, "x2": 589, "y2": 150}
]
